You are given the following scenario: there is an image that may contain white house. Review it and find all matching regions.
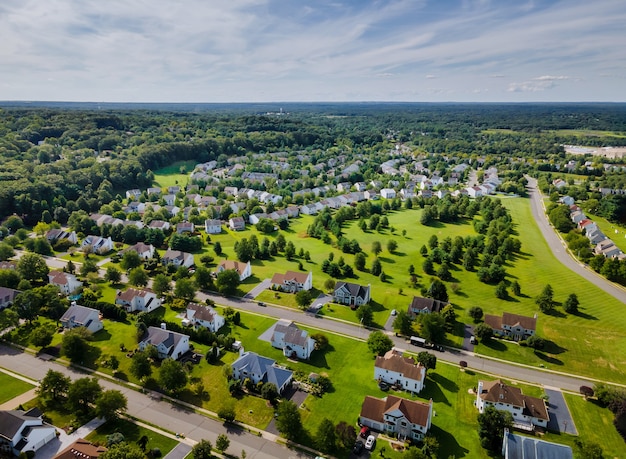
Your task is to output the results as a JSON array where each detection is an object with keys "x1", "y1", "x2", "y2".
[
  {"x1": 484, "y1": 312, "x2": 536, "y2": 341},
  {"x1": 270, "y1": 271, "x2": 312, "y2": 292},
  {"x1": 115, "y1": 288, "x2": 161, "y2": 313},
  {"x1": 163, "y1": 194, "x2": 177, "y2": 206},
  {"x1": 407, "y1": 296, "x2": 448, "y2": 318},
  {"x1": 123, "y1": 242, "x2": 155, "y2": 260},
  {"x1": 467, "y1": 186, "x2": 483, "y2": 198},
  {"x1": 204, "y1": 219, "x2": 222, "y2": 234},
  {"x1": 148, "y1": 220, "x2": 171, "y2": 231},
  {"x1": 183, "y1": 302, "x2": 225, "y2": 332},
  {"x1": 45, "y1": 229, "x2": 78, "y2": 245},
  {"x1": 333, "y1": 282, "x2": 371, "y2": 307},
  {"x1": 125, "y1": 189, "x2": 141, "y2": 199},
  {"x1": 380, "y1": 188, "x2": 396, "y2": 199},
  {"x1": 217, "y1": 260, "x2": 252, "y2": 281},
  {"x1": 374, "y1": 349, "x2": 426, "y2": 394},
  {"x1": 0, "y1": 408, "x2": 57, "y2": 456},
  {"x1": 162, "y1": 250, "x2": 195, "y2": 268},
  {"x1": 271, "y1": 319, "x2": 316, "y2": 360},
  {"x1": 359, "y1": 395, "x2": 433, "y2": 442},
  {"x1": 231, "y1": 351, "x2": 293, "y2": 395},
  {"x1": 0, "y1": 287, "x2": 20, "y2": 311},
  {"x1": 139, "y1": 326, "x2": 190, "y2": 360},
  {"x1": 176, "y1": 222, "x2": 195, "y2": 234},
  {"x1": 48, "y1": 271, "x2": 83, "y2": 295},
  {"x1": 476, "y1": 380, "x2": 549, "y2": 430},
  {"x1": 60, "y1": 304, "x2": 103, "y2": 334},
  {"x1": 81, "y1": 236, "x2": 113, "y2": 254},
  {"x1": 229, "y1": 217, "x2": 246, "y2": 231}
]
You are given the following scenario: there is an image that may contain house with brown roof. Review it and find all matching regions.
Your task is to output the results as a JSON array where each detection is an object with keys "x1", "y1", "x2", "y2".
[
  {"x1": 229, "y1": 217, "x2": 246, "y2": 231},
  {"x1": 374, "y1": 349, "x2": 426, "y2": 394},
  {"x1": 48, "y1": 271, "x2": 83, "y2": 295},
  {"x1": 52, "y1": 438, "x2": 107, "y2": 459},
  {"x1": 476, "y1": 380, "x2": 549, "y2": 430},
  {"x1": 359, "y1": 395, "x2": 433, "y2": 441},
  {"x1": 115, "y1": 288, "x2": 161, "y2": 313},
  {"x1": 407, "y1": 296, "x2": 448, "y2": 318},
  {"x1": 271, "y1": 319, "x2": 316, "y2": 360},
  {"x1": 123, "y1": 242, "x2": 155, "y2": 260},
  {"x1": 183, "y1": 302, "x2": 225, "y2": 332},
  {"x1": 484, "y1": 312, "x2": 536, "y2": 341},
  {"x1": 138, "y1": 326, "x2": 190, "y2": 360},
  {"x1": 217, "y1": 260, "x2": 252, "y2": 281},
  {"x1": 271, "y1": 271, "x2": 312, "y2": 292}
]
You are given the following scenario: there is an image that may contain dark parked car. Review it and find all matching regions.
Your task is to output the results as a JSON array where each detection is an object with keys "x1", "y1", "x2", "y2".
[
  {"x1": 353, "y1": 440, "x2": 364, "y2": 455},
  {"x1": 378, "y1": 381, "x2": 390, "y2": 391},
  {"x1": 258, "y1": 302, "x2": 266, "y2": 307},
  {"x1": 359, "y1": 426, "x2": 370, "y2": 438}
]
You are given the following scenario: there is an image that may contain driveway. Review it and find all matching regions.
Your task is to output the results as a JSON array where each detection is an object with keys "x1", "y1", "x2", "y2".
[
  {"x1": 243, "y1": 278, "x2": 271, "y2": 299},
  {"x1": 461, "y1": 324, "x2": 475, "y2": 351},
  {"x1": 308, "y1": 293, "x2": 333, "y2": 314},
  {"x1": 163, "y1": 442, "x2": 192, "y2": 459},
  {"x1": 545, "y1": 388, "x2": 578, "y2": 435}
]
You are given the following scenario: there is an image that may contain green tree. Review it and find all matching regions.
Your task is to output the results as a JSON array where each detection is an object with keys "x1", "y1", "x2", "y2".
[
  {"x1": 335, "y1": 421, "x2": 357, "y2": 450},
  {"x1": 311, "y1": 333, "x2": 329, "y2": 351},
  {"x1": 475, "y1": 322, "x2": 493, "y2": 342},
  {"x1": 511, "y1": 280, "x2": 521, "y2": 296},
  {"x1": 495, "y1": 281, "x2": 508, "y2": 299},
  {"x1": 367, "y1": 330, "x2": 393, "y2": 356},
  {"x1": 216, "y1": 269, "x2": 240, "y2": 295},
  {"x1": 387, "y1": 239, "x2": 398, "y2": 253},
  {"x1": 100, "y1": 442, "x2": 146, "y2": 459},
  {"x1": 468, "y1": 306, "x2": 483, "y2": 322},
  {"x1": 392, "y1": 310, "x2": 413, "y2": 336},
  {"x1": 536, "y1": 284, "x2": 555, "y2": 313},
  {"x1": 564, "y1": 293, "x2": 580, "y2": 314},
  {"x1": 194, "y1": 266, "x2": 213, "y2": 290},
  {"x1": 284, "y1": 241, "x2": 296, "y2": 260},
  {"x1": 426, "y1": 278, "x2": 448, "y2": 302},
  {"x1": 419, "y1": 313, "x2": 446, "y2": 343},
  {"x1": 261, "y1": 383, "x2": 278, "y2": 402},
  {"x1": 356, "y1": 303, "x2": 373, "y2": 327},
  {"x1": 323, "y1": 278, "x2": 336, "y2": 292},
  {"x1": 295, "y1": 290, "x2": 312, "y2": 309},
  {"x1": 574, "y1": 439, "x2": 604, "y2": 459},
  {"x1": 159, "y1": 358, "x2": 188, "y2": 394},
  {"x1": 354, "y1": 252, "x2": 366, "y2": 271},
  {"x1": 95, "y1": 390, "x2": 127, "y2": 420},
  {"x1": 31, "y1": 326, "x2": 54, "y2": 348},
  {"x1": 130, "y1": 351, "x2": 152, "y2": 380},
  {"x1": 213, "y1": 241, "x2": 222, "y2": 255},
  {"x1": 17, "y1": 253, "x2": 49, "y2": 283},
  {"x1": 128, "y1": 267, "x2": 149, "y2": 287},
  {"x1": 275, "y1": 400, "x2": 302, "y2": 441},
  {"x1": 371, "y1": 240, "x2": 382, "y2": 256},
  {"x1": 120, "y1": 250, "x2": 142, "y2": 270},
  {"x1": 477, "y1": 406, "x2": 513, "y2": 452},
  {"x1": 62, "y1": 327, "x2": 92, "y2": 362},
  {"x1": 0, "y1": 243, "x2": 15, "y2": 261},
  {"x1": 174, "y1": 277, "x2": 195, "y2": 300},
  {"x1": 416, "y1": 351, "x2": 437, "y2": 371},
  {"x1": 217, "y1": 404, "x2": 236, "y2": 423},
  {"x1": 404, "y1": 446, "x2": 429, "y2": 459},
  {"x1": 215, "y1": 433, "x2": 230, "y2": 453},
  {"x1": 67, "y1": 377, "x2": 102, "y2": 414},
  {"x1": 13, "y1": 290, "x2": 42, "y2": 323},
  {"x1": 370, "y1": 258, "x2": 382, "y2": 276},
  {"x1": 191, "y1": 439, "x2": 213, "y2": 459},
  {"x1": 104, "y1": 266, "x2": 122, "y2": 284},
  {"x1": 315, "y1": 418, "x2": 337, "y2": 453},
  {"x1": 152, "y1": 273, "x2": 172, "y2": 297},
  {"x1": 37, "y1": 369, "x2": 71, "y2": 401}
]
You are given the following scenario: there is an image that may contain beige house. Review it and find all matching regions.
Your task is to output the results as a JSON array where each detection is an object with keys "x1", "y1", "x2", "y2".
[{"x1": 359, "y1": 395, "x2": 433, "y2": 441}]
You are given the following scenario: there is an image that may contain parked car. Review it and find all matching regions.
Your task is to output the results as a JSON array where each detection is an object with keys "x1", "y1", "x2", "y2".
[
  {"x1": 365, "y1": 434, "x2": 376, "y2": 450},
  {"x1": 378, "y1": 381, "x2": 390, "y2": 391},
  {"x1": 390, "y1": 309, "x2": 397, "y2": 315},
  {"x1": 258, "y1": 302, "x2": 266, "y2": 307},
  {"x1": 353, "y1": 440, "x2": 364, "y2": 455},
  {"x1": 359, "y1": 426, "x2": 370, "y2": 438},
  {"x1": 470, "y1": 335, "x2": 477, "y2": 344}
]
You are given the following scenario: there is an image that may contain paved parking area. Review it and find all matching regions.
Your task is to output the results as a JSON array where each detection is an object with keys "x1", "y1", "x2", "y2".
[
  {"x1": 164, "y1": 442, "x2": 192, "y2": 459},
  {"x1": 545, "y1": 388, "x2": 578, "y2": 435},
  {"x1": 243, "y1": 278, "x2": 271, "y2": 299}
]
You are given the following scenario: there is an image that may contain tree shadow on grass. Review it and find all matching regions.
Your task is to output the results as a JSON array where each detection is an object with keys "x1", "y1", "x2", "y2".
[
  {"x1": 92, "y1": 329, "x2": 112, "y2": 342},
  {"x1": 430, "y1": 425, "x2": 470, "y2": 458},
  {"x1": 429, "y1": 372, "x2": 459, "y2": 394},
  {"x1": 420, "y1": 379, "x2": 450, "y2": 405},
  {"x1": 534, "y1": 350, "x2": 564, "y2": 365},
  {"x1": 542, "y1": 339, "x2": 567, "y2": 355},
  {"x1": 482, "y1": 339, "x2": 507, "y2": 352},
  {"x1": 307, "y1": 344, "x2": 334, "y2": 370},
  {"x1": 574, "y1": 309, "x2": 598, "y2": 320},
  {"x1": 378, "y1": 256, "x2": 395, "y2": 264},
  {"x1": 544, "y1": 308, "x2": 567, "y2": 319}
]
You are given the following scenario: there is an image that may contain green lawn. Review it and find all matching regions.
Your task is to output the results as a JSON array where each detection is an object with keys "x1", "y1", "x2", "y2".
[
  {"x1": 85, "y1": 418, "x2": 179, "y2": 455},
  {"x1": 0, "y1": 372, "x2": 35, "y2": 406},
  {"x1": 585, "y1": 211, "x2": 626, "y2": 253},
  {"x1": 152, "y1": 161, "x2": 197, "y2": 189}
]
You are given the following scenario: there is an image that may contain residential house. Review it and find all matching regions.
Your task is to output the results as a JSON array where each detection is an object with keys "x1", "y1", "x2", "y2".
[
  {"x1": 204, "y1": 219, "x2": 222, "y2": 234},
  {"x1": 333, "y1": 281, "x2": 371, "y2": 307},
  {"x1": 300, "y1": 203, "x2": 319, "y2": 215},
  {"x1": 0, "y1": 261, "x2": 16, "y2": 270},
  {"x1": 578, "y1": 219, "x2": 598, "y2": 234},
  {"x1": 45, "y1": 229, "x2": 78, "y2": 245},
  {"x1": 285, "y1": 206, "x2": 300, "y2": 218},
  {"x1": 560, "y1": 196, "x2": 575, "y2": 206},
  {"x1": 162, "y1": 250, "x2": 195, "y2": 268},
  {"x1": 231, "y1": 351, "x2": 293, "y2": 394},
  {"x1": 163, "y1": 205, "x2": 180, "y2": 217},
  {"x1": 147, "y1": 187, "x2": 162, "y2": 197},
  {"x1": 48, "y1": 271, "x2": 83, "y2": 295},
  {"x1": 183, "y1": 302, "x2": 225, "y2": 332},
  {"x1": 167, "y1": 185, "x2": 181, "y2": 194},
  {"x1": 249, "y1": 213, "x2": 268, "y2": 225},
  {"x1": 375, "y1": 349, "x2": 426, "y2": 394},
  {"x1": 176, "y1": 222, "x2": 195, "y2": 234},
  {"x1": 407, "y1": 296, "x2": 448, "y2": 318},
  {"x1": 364, "y1": 190, "x2": 379, "y2": 200},
  {"x1": 229, "y1": 217, "x2": 246, "y2": 231},
  {"x1": 81, "y1": 236, "x2": 113, "y2": 254},
  {"x1": 60, "y1": 304, "x2": 103, "y2": 334},
  {"x1": 380, "y1": 188, "x2": 397, "y2": 199},
  {"x1": 217, "y1": 260, "x2": 252, "y2": 281},
  {"x1": 148, "y1": 220, "x2": 171, "y2": 231},
  {"x1": 467, "y1": 186, "x2": 483, "y2": 198},
  {"x1": 0, "y1": 408, "x2": 57, "y2": 456},
  {"x1": 271, "y1": 319, "x2": 316, "y2": 360},
  {"x1": 138, "y1": 326, "x2": 190, "y2": 360},
  {"x1": 570, "y1": 210, "x2": 586, "y2": 225},
  {"x1": 354, "y1": 182, "x2": 367, "y2": 192},
  {"x1": 0, "y1": 287, "x2": 20, "y2": 310},
  {"x1": 163, "y1": 194, "x2": 177, "y2": 206},
  {"x1": 502, "y1": 430, "x2": 573, "y2": 459},
  {"x1": 484, "y1": 312, "x2": 536, "y2": 341},
  {"x1": 359, "y1": 395, "x2": 433, "y2": 441},
  {"x1": 476, "y1": 380, "x2": 549, "y2": 430},
  {"x1": 595, "y1": 239, "x2": 622, "y2": 258},
  {"x1": 53, "y1": 438, "x2": 108, "y2": 459},
  {"x1": 271, "y1": 271, "x2": 312, "y2": 293},
  {"x1": 125, "y1": 189, "x2": 141, "y2": 199},
  {"x1": 552, "y1": 178, "x2": 567, "y2": 189},
  {"x1": 123, "y1": 242, "x2": 155, "y2": 260},
  {"x1": 115, "y1": 288, "x2": 161, "y2": 313},
  {"x1": 585, "y1": 228, "x2": 606, "y2": 245}
]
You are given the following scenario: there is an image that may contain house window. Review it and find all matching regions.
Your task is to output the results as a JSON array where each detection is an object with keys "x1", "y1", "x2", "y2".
[{"x1": 401, "y1": 421, "x2": 407, "y2": 427}]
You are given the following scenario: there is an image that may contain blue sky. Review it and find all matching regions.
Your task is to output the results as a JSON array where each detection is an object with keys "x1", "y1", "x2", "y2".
[{"x1": 0, "y1": 0, "x2": 624, "y2": 102}]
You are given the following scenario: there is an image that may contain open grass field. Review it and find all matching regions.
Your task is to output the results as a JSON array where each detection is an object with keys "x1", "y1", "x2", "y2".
[
  {"x1": 0, "y1": 372, "x2": 35, "y2": 405},
  {"x1": 549, "y1": 129, "x2": 626, "y2": 138},
  {"x1": 152, "y1": 160, "x2": 197, "y2": 189},
  {"x1": 85, "y1": 418, "x2": 179, "y2": 455}
]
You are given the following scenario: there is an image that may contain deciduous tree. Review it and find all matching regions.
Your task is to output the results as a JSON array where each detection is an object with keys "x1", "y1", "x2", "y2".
[
  {"x1": 95, "y1": 390, "x2": 127, "y2": 420},
  {"x1": 367, "y1": 330, "x2": 393, "y2": 356},
  {"x1": 159, "y1": 358, "x2": 188, "y2": 394},
  {"x1": 275, "y1": 400, "x2": 302, "y2": 441}
]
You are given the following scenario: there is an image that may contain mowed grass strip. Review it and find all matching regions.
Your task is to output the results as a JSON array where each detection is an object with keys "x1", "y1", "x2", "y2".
[
  {"x1": 86, "y1": 418, "x2": 179, "y2": 455},
  {"x1": 152, "y1": 160, "x2": 197, "y2": 188},
  {"x1": 0, "y1": 372, "x2": 35, "y2": 405}
]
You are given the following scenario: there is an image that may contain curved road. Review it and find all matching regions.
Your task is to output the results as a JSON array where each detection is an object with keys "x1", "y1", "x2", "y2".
[{"x1": 526, "y1": 176, "x2": 626, "y2": 303}]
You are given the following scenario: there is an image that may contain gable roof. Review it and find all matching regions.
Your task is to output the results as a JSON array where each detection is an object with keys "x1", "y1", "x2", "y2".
[
  {"x1": 360, "y1": 395, "x2": 431, "y2": 428},
  {"x1": 408, "y1": 296, "x2": 448, "y2": 315},
  {"x1": 187, "y1": 302, "x2": 218, "y2": 323},
  {"x1": 334, "y1": 281, "x2": 369, "y2": 298},
  {"x1": 271, "y1": 270, "x2": 309, "y2": 284},
  {"x1": 272, "y1": 320, "x2": 310, "y2": 347},
  {"x1": 141, "y1": 326, "x2": 188, "y2": 354},
  {"x1": 231, "y1": 351, "x2": 293, "y2": 389},
  {"x1": 117, "y1": 288, "x2": 155, "y2": 302},
  {"x1": 53, "y1": 439, "x2": 108, "y2": 459},
  {"x1": 501, "y1": 312, "x2": 537, "y2": 331},
  {"x1": 218, "y1": 260, "x2": 248, "y2": 275},
  {"x1": 0, "y1": 409, "x2": 43, "y2": 440},
  {"x1": 60, "y1": 305, "x2": 98, "y2": 325},
  {"x1": 479, "y1": 380, "x2": 549, "y2": 421},
  {"x1": 375, "y1": 349, "x2": 425, "y2": 382},
  {"x1": 48, "y1": 270, "x2": 73, "y2": 285}
]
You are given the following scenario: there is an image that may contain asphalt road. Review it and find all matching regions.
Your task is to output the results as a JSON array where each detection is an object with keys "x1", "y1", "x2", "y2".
[{"x1": 526, "y1": 176, "x2": 626, "y2": 303}]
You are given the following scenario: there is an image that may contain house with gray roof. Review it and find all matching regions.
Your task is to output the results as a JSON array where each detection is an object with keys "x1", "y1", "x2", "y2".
[
  {"x1": 60, "y1": 304, "x2": 103, "y2": 334},
  {"x1": 407, "y1": 296, "x2": 448, "y2": 318},
  {"x1": 231, "y1": 351, "x2": 293, "y2": 394},
  {"x1": 0, "y1": 287, "x2": 20, "y2": 311},
  {"x1": 333, "y1": 281, "x2": 371, "y2": 307},
  {"x1": 138, "y1": 326, "x2": 190, "y2": 360},
  {"x1": 0, "y1": 408, "x2": 56, "y2": 456},
  {"x1": 271, "y1": 319, "x2": 315, "y2": 360}
]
